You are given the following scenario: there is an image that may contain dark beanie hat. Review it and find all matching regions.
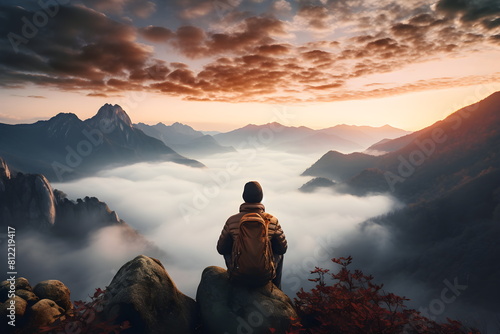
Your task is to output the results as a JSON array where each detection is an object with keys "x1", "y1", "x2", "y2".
[{"x1": 242, "y1": 181, "x2": 263, "y2": 203}]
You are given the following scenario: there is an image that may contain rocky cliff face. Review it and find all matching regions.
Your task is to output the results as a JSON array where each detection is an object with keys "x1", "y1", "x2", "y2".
[
  {"x1": 53, "y1": 191, "x2": 123, "y2": 237},
  {"x1": 0, "y1": 158, "x2": 56, "y2": 231},
  {"x1": 0, "y1": 156, "x2": 162, "y2": 270},
  {"x1": 1, "y1": 157, "x2": 123, "y2": 236}
]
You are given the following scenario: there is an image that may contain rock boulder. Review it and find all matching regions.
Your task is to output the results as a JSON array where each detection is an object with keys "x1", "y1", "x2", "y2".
[
  {"x1": 0, "y1": 295, "x2": 28, "y2": 319},
  {"x1": 33, "y1": 280, "x2": 71, "y2": 311},
  {"x1": 102, "y1": 255, "x2": 199, "y2": 334},
  {"x1": 196, "y1": 266, "x2": 298, "y2": 334},
  {"x1": 27, "y1": 298, "x2": 64, "y2": 329},
  {"x1": 0, "y1": 277, "x2": 32, "y2": 303},
  {"x1": 16, "y1": 289, "x2": 39, "y2": 306}
]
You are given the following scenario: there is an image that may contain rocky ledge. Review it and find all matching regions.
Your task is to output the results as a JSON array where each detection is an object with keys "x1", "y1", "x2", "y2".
[
  {"x1": 197, "y1": 266, "x2": 297, "y2": 334},
  {"x1": 1, "y1": 255, "x2": 297, "y2": 334}
]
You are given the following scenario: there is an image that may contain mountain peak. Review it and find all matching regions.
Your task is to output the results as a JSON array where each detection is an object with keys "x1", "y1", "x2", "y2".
[
  {"x1": 44, "y1": 113, "x2": 82, "y2": 137},
  {"x1": 170, "y1": 122, "x2": 192, "y2": 130},
  {"x1": 48, "y1": 112, "x2": 80, "y2": 123},
  {"x1": 166, "y1": 122, "x2": 201, "y2": 137},
  {"x1": 240, "y1": 122, "x2": 286, "y2": 130},
  {"x1": 379, "y1": 124, "x2": 398, "y2": 130},
  {"x1": 92, "y1": 104, "x2": 132, "y2": 127}
]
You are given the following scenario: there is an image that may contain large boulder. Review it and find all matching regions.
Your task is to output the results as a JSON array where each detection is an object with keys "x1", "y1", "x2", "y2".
[
  {"x1": 102, "y1": 255, "x2": 199, "y2": 334},
  {"x1": 0, "y1": 277, "x2": 32, "y2": 303},
  {"x1": 196, "y1": 266, "x2": 298, "y2": 334},
  {"x1": 0, "y1": 296, "x2": 28, "y2": 333},
  {"x1": 26, "y1": 299, "x2": 64, "y2": 329},
  {"x1": 33, "y1": 280, "x2": 71, "y2": 311},
  {"x1": 0, "y1": 295, "x2": 28, "y2": 319},
  {"x1": 16, "y1": 289, "x2": 39, "y2": 306}
]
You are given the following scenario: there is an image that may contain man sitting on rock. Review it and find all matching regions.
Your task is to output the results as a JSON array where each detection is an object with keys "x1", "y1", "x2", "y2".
[{"x1": 217, "y1": 181, "x2": 288, "y2": 288}]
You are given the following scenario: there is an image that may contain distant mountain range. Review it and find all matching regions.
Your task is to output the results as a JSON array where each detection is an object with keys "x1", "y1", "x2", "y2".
[
  {"x1": 0, "y1": 104, "x2": 203, "y2": 182},
  {"x1": 134, "y1": 122, "x2": 234, "y2": 157},
  {"x1": 214, "y1": 123, "x2": 410, "y2": 154},
  {"x1": 303, "y1": 91, "x2": 500, "y2": 202},
  {"x1": 0, "y1": 103, "x2": 410, "y2": 180},
  {"x1": 302, "y1": 91, "x2": 500, "y2": 317},
  {"x1": 302, "y1": 151, "x2": 378, "y2": 181}
]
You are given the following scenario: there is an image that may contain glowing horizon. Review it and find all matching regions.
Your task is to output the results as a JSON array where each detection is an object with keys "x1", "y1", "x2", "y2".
[{"x1": 2, "y1": 83, "x2": 499, "y2": 133}]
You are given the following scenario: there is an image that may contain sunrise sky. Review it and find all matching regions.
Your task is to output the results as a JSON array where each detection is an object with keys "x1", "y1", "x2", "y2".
[{"x1": 1, "y1": 0, "x2": 499, "y2": 131}]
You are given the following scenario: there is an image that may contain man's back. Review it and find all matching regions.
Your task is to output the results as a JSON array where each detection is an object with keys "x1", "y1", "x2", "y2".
[
  {"x1": 216, "y1": 181, "x2": 287, "y2": 288},
  {"x1": 217, "y1": 202, "x2": 287, "y2": 256}
]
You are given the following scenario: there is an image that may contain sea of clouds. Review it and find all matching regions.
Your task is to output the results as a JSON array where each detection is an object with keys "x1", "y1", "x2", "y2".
[{"x1": 42, "y1": 148, "x2": 399, "y2": 300}]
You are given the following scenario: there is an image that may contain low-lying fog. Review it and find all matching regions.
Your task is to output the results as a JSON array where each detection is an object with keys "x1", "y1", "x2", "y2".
[{"x1": 46, "y1": 148, "x2": 398, "y2": 301}]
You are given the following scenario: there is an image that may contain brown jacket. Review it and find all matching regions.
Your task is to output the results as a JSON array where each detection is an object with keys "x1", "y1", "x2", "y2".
[{"x1": 217, "y1": 203, "x2": 288, "y2": 256}]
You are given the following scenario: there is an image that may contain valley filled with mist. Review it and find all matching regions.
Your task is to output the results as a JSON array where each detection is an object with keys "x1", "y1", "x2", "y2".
[{"x1": 46, "y1": 149, "x2": 398, "y2": 299}]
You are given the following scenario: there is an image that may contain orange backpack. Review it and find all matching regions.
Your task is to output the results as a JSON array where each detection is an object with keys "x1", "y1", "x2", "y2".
[{"x1": 230, "y1": 212, "x2": 276, "y2": 287}]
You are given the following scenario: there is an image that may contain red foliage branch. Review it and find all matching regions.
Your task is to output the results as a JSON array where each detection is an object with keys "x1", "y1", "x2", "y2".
[
  {"x1": 38, "y1": 288, "x2": 130, "y2": 334},
  {"x1": 290, "y1": 256, "x2": 479, "y2": 334}
]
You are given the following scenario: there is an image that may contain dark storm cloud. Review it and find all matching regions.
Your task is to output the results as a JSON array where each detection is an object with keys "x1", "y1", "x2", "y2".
[
  {"x1": 0, "y1": 4, "x2": 155, "y2": 92},
  {"x1": 482, "y1": 17, "x2": 500, "y2": 29},
  {"x1": 436, "y1": 0, "x2": 500, "y2": 23}
]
